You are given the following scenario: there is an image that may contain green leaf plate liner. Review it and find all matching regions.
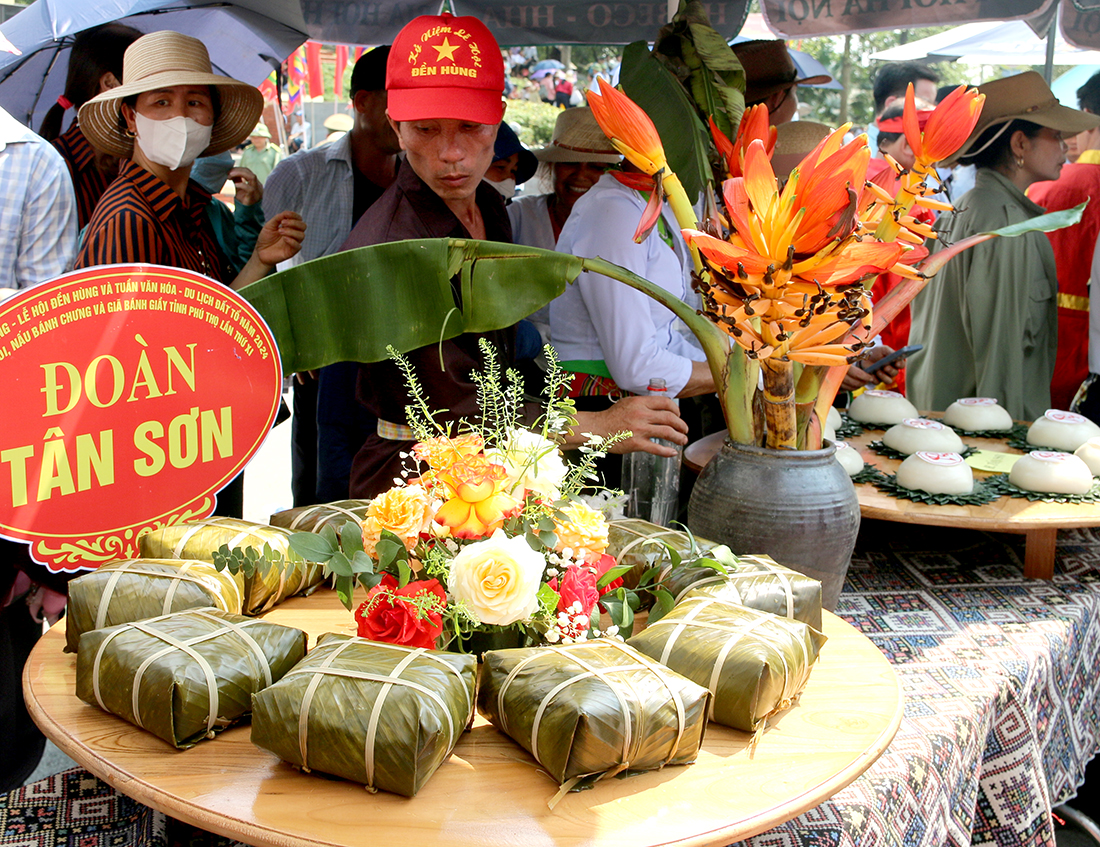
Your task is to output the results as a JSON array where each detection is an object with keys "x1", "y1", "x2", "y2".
[
  {"x1": 944, "y1": 424, "x2": 1017, "y2": 439},
  {"x1": 872, "y1": 473, "x2": 1003, "y2": 506},
  {"x1": 868, "y1": 441, "x2": 976, "y2": 461},
  {"x1": 850, "y1": 466, "x2": 887, "y2": 486},
  {"x1": 1005, "y1": 423, "x2": 1059, "y2": 453},
  {"x1": 984, "y1": 474, "x2": 1100, "y2": 504},
  {"x1": 835, "y1": 414, "x2": 865, "y2": 439}
]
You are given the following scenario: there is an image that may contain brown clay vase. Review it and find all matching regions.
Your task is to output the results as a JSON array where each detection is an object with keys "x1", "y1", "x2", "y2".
[{"x1": 687, "y1": 439, "x2": 860, "y2": 611}]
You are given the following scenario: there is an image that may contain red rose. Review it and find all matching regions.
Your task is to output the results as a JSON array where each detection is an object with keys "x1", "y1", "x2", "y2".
[
  {"x1": 593, "y1": 553, "x2": 623, "y2": 595},
  {"x1": 355, "y1": 574, "x2": 447, "y2": 650},
  {"x1": 556, "y1": 565, "x2": 599, "y2": 617}
]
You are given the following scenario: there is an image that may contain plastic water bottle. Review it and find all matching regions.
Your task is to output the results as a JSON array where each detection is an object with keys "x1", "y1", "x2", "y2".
[{"x1": 621, "y1": 378, "x2": 682, "y2": 526}]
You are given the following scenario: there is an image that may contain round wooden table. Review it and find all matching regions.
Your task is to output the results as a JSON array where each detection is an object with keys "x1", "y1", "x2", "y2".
[
  {"x1": 25, "y1": 590, "x2": 902, "y2": 847},
  {"x1": 685, "y1": 422, "x2": 1100, "y2": 581}
]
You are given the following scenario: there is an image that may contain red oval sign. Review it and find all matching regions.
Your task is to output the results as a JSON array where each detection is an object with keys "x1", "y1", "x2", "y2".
[{"x1": 0, "y1": 266, "x2": 282, "y2": 573}]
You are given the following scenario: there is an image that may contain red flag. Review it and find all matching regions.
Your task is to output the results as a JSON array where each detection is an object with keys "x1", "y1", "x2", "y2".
[
  {"x1": 306, "y1": 41, "x2": 323, "y2": 99},
  {"x1": 354, "y1": 46, "x2": 365, "y2": 63},
  {"x1": 334, "y1": 45, "x2": 349, "y2": 99},
  {"x1": 258, "y1": 70, "x2": 278, "y2": 103}
]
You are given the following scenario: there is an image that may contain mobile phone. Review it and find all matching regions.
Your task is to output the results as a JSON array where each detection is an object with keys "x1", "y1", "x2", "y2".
[{"x1": 863, "y1": 344, "x2": 923, "y2": 375}]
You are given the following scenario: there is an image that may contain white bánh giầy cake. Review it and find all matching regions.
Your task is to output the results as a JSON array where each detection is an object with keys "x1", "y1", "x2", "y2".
[
  {"x1": 1009, "y1": 451, "x2": 1094, "y2": 495},
  {"x1": 1074, "y1": 437, "x2": 1100, "y2": 476},
  {"x1": 1027, "y1": 410, "x2": 1100, "y2": 452},
  {"x1": 942, "y1": 397, "x2": 1013, "y2": 431},
  {"x1": 833, "y1": 441, "x2": 864, "y2": 476},
  {"x1": 882, "y1": 418, "x2": 966, "y2": 455},
  {"x1": 896, "y1": 451, "x2": 974, "y2": 495},
  {"x1": 847, "y1": 390, "x2": 919, "y2": 425}
]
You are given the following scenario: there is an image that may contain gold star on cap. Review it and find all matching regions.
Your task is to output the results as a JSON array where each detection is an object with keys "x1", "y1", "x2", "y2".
[{"x1": 432, "y1": 37, "x2": 460, "y2": 63}]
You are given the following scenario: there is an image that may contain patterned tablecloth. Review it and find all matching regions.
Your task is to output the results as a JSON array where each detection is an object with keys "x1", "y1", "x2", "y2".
[
  {"x1": 4, "y1": 522, "x2": 1100, "y2": 847},
  {"x1": 739, "y1": 522, "x2": 1100, "y2": 847}
]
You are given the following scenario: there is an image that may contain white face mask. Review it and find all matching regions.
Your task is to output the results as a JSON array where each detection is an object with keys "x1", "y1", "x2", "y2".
[
  {"x1": 484, "y1": 177, "x2": 516, "y2": 199},
  {"x1": 134, "y1": 112, "x2": 213, "y2": 171}
]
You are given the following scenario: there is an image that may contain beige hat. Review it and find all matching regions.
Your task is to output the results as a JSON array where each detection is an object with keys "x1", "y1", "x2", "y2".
[
  {"x1": 535, "y1": 106, "x2": 621, "y2": 164},
  {"x1": 949, "y1": 71, "x2": 1100, "y2": 165},
  {"x1": 771, "y1": 120, "x2": 832, "y2": 179},
  {"x1": 79, "y1": 31, "x2": 263, "y2": 159},
  {"x1": 323, "y1": 113, "x2": 354, "y2": 132},
  {"x1": 249, "y1": 122, "x2": 271, "y2": 139}
]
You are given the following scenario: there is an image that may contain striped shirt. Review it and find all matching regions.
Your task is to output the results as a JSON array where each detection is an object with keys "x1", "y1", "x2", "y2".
[
  {"x1": 52, "y1": 122, "x2": 118, "y2": 230},
  {"x1": 75, "y1": 160, "x2": 229, "y2": 283}
]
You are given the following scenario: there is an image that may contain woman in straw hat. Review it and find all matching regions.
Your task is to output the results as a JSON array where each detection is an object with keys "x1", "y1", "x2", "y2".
[
  {"x1": 74, "y1": 31, "x2": 305, "y2": 291},
  {"x1": 908, "y1": 71, "x2": 1100, "y2": 420}
]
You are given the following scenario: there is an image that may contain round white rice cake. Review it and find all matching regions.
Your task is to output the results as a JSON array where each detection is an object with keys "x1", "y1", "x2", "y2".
[
  {"x1": 896, "y1": 451, "x2": 974, "y2": 495},
  {"x1": 833, "y1": 441, "x2": 864, "y2": 476},
  {"x1": 826, "y1": 406, "x2": 842, "y2": 432},
  {"x1": 848, "y1": 390, "x2": 919, "y2": 425},
  {"x1": 1075, "y1": 437, "x2": 1100, "y2": 476},
  {"x1": 882, "y1": 418, "x2": 965, "y2": 455},
  {"x1": 1027, "y1": 410, "x2": 1100, "y2": 452},
  {"x1": 942, "y1": 397, "x2": 1013, "y2": 431},
  {"x1": 1010, "y1": 450, "x2": 1093, "y2": 495}
]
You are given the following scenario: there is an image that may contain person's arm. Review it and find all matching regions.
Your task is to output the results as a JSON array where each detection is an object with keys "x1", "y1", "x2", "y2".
[
  {"x1": 230, "y1": 211, "x2": 306, "y2": 290},
  {"x1": 565, "y1": 394, "x2": 689, "y2": 457},
  {"x1": 16, "y1": 144, "x2": 77, "y2": 285},
  {"x1": 229, "y1": 167, "x2": 265, "y2": 268}
]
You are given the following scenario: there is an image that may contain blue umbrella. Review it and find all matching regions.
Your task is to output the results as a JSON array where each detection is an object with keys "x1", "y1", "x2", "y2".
[
  {"x1": 531, "y1": 58, "x2": 565, "y2": 73},
  {"x1": 0, "y1": 0, "x2": 308, "y2": 131}
]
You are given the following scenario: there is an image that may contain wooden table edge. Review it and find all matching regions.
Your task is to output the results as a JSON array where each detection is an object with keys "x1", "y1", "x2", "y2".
[{"x1": 24, "y1": 610, "x2": 902, "y2": 847}]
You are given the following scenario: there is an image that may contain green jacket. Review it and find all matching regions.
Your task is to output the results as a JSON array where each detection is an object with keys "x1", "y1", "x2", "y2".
[{"x1": 908, "y1": 169, "x2": 1057, "y2": 421}]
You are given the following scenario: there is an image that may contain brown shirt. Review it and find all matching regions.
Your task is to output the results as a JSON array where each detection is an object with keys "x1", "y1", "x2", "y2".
[{"x1": 342, "y1": 163, "x2": 515, "y2": 498}]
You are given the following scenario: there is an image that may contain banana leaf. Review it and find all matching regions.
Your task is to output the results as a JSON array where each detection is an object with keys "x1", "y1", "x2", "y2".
[
  {"x1": 65, "y1": 558, "x2": 246, "y2": 653},
  {"x1": 76, "y1": 609, "x2": 306, "y2": 748},
  {"x1": 240, "y1": 240, "x2": 734, "y2": 387},
  {"x1": 605, "y1": 519, "x2": 718, "y2": 590},
  {"x1": 251, "y1": 634, "x2": 477, "y2": 796},
  {"x1": 269, "y1": 500, "x2": 372, "y2": 534},
  {"x1": 478, "y1": 639, "x2": 710, "y2": 789},
  {"x1": 138, "y1": 518, "x2": 325, "y2": 615},
  {"x1": 627, "y1": 594, "x2": 826, "y2": 732},
  {"x1": 663, "y1": 553, "x2": 824, "y2": 631},
  {"x1": 652, "y1": 0, "x2": 745, "y2": 141}
]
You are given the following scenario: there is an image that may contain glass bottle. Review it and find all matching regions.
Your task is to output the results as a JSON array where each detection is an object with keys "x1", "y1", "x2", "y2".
[{"x1": 621, "y1": 378, "x2": 682, "y2": 526}]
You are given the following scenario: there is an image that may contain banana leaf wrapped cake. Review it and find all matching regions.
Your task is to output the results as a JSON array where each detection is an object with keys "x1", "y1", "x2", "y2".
[
  {"x1": 65, "y1": 558, "x2": 246, "y2": 652},
  {"x1": 662, "y1": 554, "x2": 823, "y2": 631},
  {"x1": 251, "y1": 634, "x2": 477, "y2": 797},
  {"x1": 76, "y1": 609, "x2": 306, "y2": 748},
  {"x1": 606, "y1": 519, "x2": 717, "y2": 589},
  {"x1": 478, "y1": 639, "x2": 710, "y2": 789},
  {"x1": 628, "y1": 594, "x2": 826, "y2": 733},
  {"x1": 269, "y1": 500, "x2": 372, "y2": 534},
  {"x1": 138, "y1": 518, "x2": 325, "y2": 614}
]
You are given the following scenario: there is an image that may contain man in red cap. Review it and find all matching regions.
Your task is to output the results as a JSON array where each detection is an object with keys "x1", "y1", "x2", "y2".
[{"x1": 340, "y1": 12, "x2": 687, "y2": 498}]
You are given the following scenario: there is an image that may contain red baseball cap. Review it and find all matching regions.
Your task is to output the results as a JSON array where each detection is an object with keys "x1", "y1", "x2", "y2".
[{"x1": 387, "y1": 12, "x2": 505, "y2": 125}]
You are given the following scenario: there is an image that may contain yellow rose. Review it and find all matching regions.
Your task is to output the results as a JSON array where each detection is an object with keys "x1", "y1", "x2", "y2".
[
  {"x1": 447, "y1": 529, "x2": 545, "y2": 625},
  {"x1": 554, "y1": 501, "x2": 609, "y2": 564},
  {"x1": 360, "y1": 484, "x2": 435, "y2": 559}
]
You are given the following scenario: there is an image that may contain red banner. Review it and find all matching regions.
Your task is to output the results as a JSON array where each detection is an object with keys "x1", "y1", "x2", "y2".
[
  {"x1": 0, "y1": 266, "x2": 282, "y2": 573},
  {"x1": 306, "y1": 40, "x2": 324, "y2": 100},
  {"x1": 335, "y1": 44, "x2": 349, "y2": 100}
]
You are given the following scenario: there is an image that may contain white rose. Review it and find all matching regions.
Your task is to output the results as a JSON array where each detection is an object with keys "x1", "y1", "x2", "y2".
[
  {"x1": 447, "y1": 529, "x2": 545, "y2": 625},
  {"x1": 487, "y1": 427, "x2": 568, "y2": 499}
]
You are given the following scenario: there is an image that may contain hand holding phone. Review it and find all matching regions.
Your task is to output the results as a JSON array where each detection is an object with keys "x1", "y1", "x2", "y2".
[{"x1": 863, "y1": 344, "x2": 923, "y2": 376}]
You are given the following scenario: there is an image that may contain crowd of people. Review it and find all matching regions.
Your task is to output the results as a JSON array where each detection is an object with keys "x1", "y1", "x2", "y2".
[{"x1": 4, "y1": 14, "x2": 1100, "y2": 803}]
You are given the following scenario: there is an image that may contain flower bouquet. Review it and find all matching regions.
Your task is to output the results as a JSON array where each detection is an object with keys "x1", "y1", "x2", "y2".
[{"x1": 288, "y1": 343, "x2": 644, "y2": 651}]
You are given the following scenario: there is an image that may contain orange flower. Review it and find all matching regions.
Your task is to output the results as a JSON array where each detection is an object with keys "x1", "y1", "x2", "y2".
[
  {"x1": 434, "y1": 454, "x2": 520, "y2": 539},
  {"x1": 553, "y1": 501, "x2": 609, "y2": 565},
  {"x1": 360, "y1": 483, "x2": 435, "y2": 559},
  {"x1": 904, "y1": 83, "x2": 984, "y2": 167},
  {"x1": 411, "y1": 434, "x2": 484, "y2": 472},
  {"x1": 586, "y1": 76, "x2": 667, "y2": 175},
  {"x1": 712, "y1": 105, "x2": 776, "y2": 179}
]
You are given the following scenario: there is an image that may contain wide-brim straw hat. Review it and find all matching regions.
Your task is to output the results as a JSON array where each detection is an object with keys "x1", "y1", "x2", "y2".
[
  {"x1": 79, "y1": 31, "x2": 263, "y2": 159},
  {"x1": 535, "y1": 106, "x2": 621, "y2": 164},
  {"x1": 772, "y1": 120, "x2": 832, "y2": 179},
  {"x1": 947, "y1": 71, "x2": 1100, "y2": 165},
  {"x1": 731, "y1": 40, "x2": 831, "y2": 105}
]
